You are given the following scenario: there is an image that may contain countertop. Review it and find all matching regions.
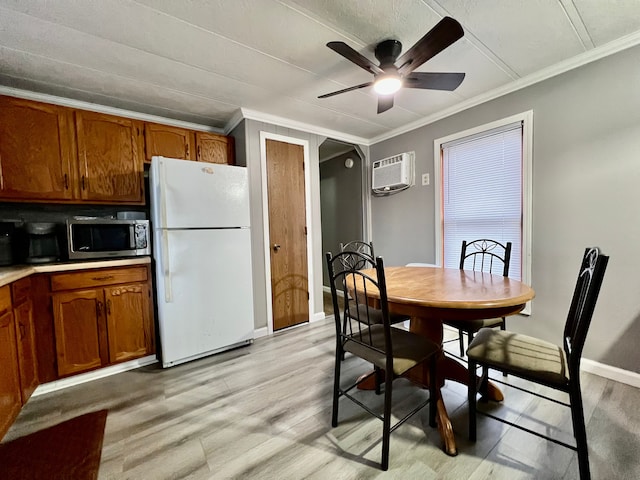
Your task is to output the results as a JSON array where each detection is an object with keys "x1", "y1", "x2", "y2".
[{"x1": 0, "y1": 256, "x2": 152, "y2": 288}]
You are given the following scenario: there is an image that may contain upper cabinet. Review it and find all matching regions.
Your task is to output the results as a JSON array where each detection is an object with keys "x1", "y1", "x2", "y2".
[
  {"x1": 196, "y1": 132, "x2": 235, "y2": 165},
  {"x1": 0, "y1": 96, "x2": 75, "y2": 201},
  {"x1": 143, "y1": 125, "x2": 235, "y2": 165},
  {"x1": 144, "y1": 122, "x2": 195, "y2": 163},
  {"x1": 75, "y1": 111, "x2": 144, "y2": 203},
  {"x1": 0, "y1": 95, "x2": 236, "y2": 204}
]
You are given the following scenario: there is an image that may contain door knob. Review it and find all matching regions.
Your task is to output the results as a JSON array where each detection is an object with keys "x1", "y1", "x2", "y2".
[{"x1": 273, "y1": 244, "x2": 281, "y2": 252}]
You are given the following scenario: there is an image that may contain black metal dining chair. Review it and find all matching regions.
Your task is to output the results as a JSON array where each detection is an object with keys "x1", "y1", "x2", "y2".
[
  {"x1": 466, "y1": 247, "x2": 609, "y2": 480},
  {"x1": 339, "y1": 240, "x2": 408, "y2": 326},
  {"x1": 326, "y1": 251, "x2": 440, "y2": 471},
  {"x1": 445, "y1": 239, "x2": 512, "y2": 356}
]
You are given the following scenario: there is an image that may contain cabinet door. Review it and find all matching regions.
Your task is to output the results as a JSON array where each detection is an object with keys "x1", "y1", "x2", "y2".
[
  {"x1": 195, "y1": 132, "x2": 235, "y2": 165},
  {"x1": 75, "y1": 110, "x2": 144, "y2": 203},
  {"x1": 105, "y1": 283, "x2": 153, "y2": 363},
  {"x1": 52, "y1": 289, "x2": 107, "y2": 377},
  {"x1": 0, "y1": 310, "x2": 21, "y2": 439},
  {"x1": 0, "y1": 96, "x2": 75, "y2": 201},
  {"x1": 14, "y1": 299, "x2": 39, "y2": 404},
  {"x1": 144, "y1": 123, "x2": 194, "y2": 163}
]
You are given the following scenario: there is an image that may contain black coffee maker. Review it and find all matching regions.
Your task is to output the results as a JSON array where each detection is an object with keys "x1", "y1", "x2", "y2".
[
  {"x1": 0, "y1": 222, "x2": 15, "y2": 266},
  {"x1": 23, "y1": 222, "x2": 61, "y2": 264}
]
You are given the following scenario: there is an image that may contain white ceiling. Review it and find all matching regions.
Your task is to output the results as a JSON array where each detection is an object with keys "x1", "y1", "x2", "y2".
[{"x1": 1, "y1": 0, "x2": 640, "y2": 144}]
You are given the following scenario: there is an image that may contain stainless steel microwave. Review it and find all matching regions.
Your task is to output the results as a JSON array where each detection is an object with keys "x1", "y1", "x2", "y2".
[{"x1": 66, "y1": 219, "x2": 151, "y2": 260}]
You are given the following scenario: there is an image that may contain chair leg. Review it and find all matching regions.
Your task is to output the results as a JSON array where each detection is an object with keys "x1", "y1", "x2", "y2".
[
  {"x1": 381, "y1": 372, "x2": 393, "y2": 471},
  {"x1": 331, "y1": 342, "x2": 343, "y2": 428},
  {"x1": 468, "y1": 359, "x2": 477, "y2": 441},
  {"x1": 429, "y1": 355, "x2": 437, "y2": 428},
  {"x1": 569, "y1": 381, "x2": 591, "y2": 480},
  {"x1": 374, "y1": 366, "x2": 383, "y2": 395},
  {"x1": 458, "y1": 329, "x2": 465, "y2": 356}
]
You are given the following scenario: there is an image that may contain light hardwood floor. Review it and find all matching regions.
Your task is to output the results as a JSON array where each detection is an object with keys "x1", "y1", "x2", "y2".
[{"x1": 5, "y1": 316, "x2": 640, "y2": 480}]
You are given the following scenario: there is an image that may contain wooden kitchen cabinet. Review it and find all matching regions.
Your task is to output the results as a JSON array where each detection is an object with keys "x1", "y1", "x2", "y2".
[
  {"x1": 0, "y1": 286, "x2": 21, "y2": 439},
  {"x1": 50, "y1": 266, "x2": 154, "y2": 377},
  {"x1": 75, "y1": 110, "x2": 145, "y2": 203},
  {"x1": 11, "y1": 276, "x2": 39, "y2": 403},
  {"x1": 196, "y1": 131, "x2": 235, "y2": 165},
  {"x1": 52, "y1": 289, "x2": 106, "y2": 377},
  {"x1": 105, "y1": 283, "x2": 153, "y2": 363},
  {"x1": 0, "y1": 95, "x2": 75, "y2": 201},
  {"x1": 144, "y1": 122, "x2": 195, "y2": 163}
]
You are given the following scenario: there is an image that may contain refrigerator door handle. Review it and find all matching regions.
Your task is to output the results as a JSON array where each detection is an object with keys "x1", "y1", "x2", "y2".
[
  {"x1": 158, "y1": 158, "x2": 168, "y2": 229},
  {"x1": 161, "y1": 229, "x2": 173, "y2": 302}
]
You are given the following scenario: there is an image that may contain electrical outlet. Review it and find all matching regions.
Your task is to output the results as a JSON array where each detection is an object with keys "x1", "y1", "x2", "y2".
[{"x1": 422, "y1": 173, "x2": 430, "y2": 186}]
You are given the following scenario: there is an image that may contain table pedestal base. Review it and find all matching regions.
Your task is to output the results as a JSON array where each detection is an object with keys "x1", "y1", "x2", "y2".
[{"x1": 356, "y1": 317, "x2": 504, "y2": 456}]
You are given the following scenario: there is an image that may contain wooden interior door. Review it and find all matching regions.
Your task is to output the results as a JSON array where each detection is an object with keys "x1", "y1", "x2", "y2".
[{"x1": 266, "y1": 139, "x2": 308, "y2": 331}]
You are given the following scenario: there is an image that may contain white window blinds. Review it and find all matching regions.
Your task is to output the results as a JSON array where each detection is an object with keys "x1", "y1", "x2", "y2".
[{"x1": 442, "y1": 122, "x2": 523, "y2": 279}]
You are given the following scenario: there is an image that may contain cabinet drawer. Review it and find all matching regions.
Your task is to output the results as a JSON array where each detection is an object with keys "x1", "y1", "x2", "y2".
[
  {"x1": 50, "y1": 267, "x2": 148, "y2": 291},
  {"x1": 0, "y1": 285, "x2": 11, "y2": 314},
  {"x1": 11, "y1": 277, "x2": 31, "y2": 305}
]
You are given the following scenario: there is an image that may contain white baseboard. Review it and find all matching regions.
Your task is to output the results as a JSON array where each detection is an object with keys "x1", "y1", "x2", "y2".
[
  {"x1": 33, "y1": 355, "x2": 158, "y2": 396},
  {"x1": 581, "y1": 358, "x2": 640, "y2": 389},
  {"x1": 311, "y1": 312, "x2": 328, "y2": 323},
  {"x1": 253, "y1": 327, "x2": 269, "y2": 338}
]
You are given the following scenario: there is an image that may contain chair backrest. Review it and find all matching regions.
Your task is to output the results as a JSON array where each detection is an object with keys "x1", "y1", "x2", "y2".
[
  {"x1": 459, "y1": 239, "x2": 512, "y2": 277},
  {"x1": 326, "y1": 251, "x2": 392, "y2": 365},
  {"x1": 339, "y1": 240, "x2": 375, "y2": 270},
  {"x1": 563, "y1": 247, "x2": 609, "y2": 376}
]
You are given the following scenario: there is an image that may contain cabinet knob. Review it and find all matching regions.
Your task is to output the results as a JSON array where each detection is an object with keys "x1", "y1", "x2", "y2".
[{"x1": 273, "y1": 244, "x2": 281, "y2": 252}]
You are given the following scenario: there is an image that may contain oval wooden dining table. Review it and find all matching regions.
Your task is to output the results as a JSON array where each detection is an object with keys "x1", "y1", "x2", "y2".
[{"x1": 352, "y1": 265, "x2": 535, "y2": 456}]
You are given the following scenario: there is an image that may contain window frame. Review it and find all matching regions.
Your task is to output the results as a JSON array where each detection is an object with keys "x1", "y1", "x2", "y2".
[{"x1": 433, "y1": 110, "x2": 533, "y2": 314}]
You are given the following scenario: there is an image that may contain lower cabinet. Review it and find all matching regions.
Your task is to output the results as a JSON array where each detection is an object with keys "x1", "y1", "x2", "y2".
[
  {"x1": 50, "y1": 266, "x2": 154, "y2": 378},
  {"x1": 0, "y1": 286, "x2": 22, "y2": 439},
  {"x1": 12, "y1": 277, "x2": 39, "y2": 402}
]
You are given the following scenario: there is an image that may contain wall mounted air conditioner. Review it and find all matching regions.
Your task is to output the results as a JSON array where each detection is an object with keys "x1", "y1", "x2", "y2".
[{"x1": 372, "y1": 152, "x2": 414, "y2": 193}]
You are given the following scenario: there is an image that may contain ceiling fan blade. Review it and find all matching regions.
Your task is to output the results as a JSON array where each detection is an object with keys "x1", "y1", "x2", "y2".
[
  {"x1": 377, "y1": 95, "x2": 394, "y2": 114},
  {"x1": 404, "y1": 72, "x2": 465, "y2": 91},
  {"x1": 327, "y1": 41, "x2": 384, "y2": 75},
  {"x1": 318, "y1": 82, "x2": 372, "y2": 99},
  {"x1": 396, "y1": 17, "x2": 464, "y2": 76}
]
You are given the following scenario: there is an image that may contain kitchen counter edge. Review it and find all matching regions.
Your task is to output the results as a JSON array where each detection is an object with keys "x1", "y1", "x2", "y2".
[{"x1": 0, "y1": 257, "x2": 152, "y2": 288}]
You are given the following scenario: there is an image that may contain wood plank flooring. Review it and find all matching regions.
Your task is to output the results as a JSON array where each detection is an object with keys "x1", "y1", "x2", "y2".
[{"x1": 5, "y1": 316, "x2": 640, "y2": 479}]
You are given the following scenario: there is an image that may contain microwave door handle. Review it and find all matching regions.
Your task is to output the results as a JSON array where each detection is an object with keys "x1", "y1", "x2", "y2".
[
  {"x1": 161, "y1": 230, "x2": 173, "y2": 303},
  {"x1": 129, "y1": 224, "x2": 136, "y2": 249}
]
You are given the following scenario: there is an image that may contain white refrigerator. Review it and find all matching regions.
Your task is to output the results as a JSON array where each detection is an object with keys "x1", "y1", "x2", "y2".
[{"x1": 150, "y1": 156, "x2": 254, "y2": 368}]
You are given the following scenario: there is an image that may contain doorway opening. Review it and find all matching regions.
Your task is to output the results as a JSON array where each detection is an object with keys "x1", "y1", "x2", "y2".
[{"x1": 319, "y1": 139, "x2": 367, "y2": 316}]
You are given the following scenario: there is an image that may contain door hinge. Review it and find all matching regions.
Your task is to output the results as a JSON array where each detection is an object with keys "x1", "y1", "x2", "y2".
[
  {"x1": 304, "y1": 226, "x2": 307, "y2": 235},
  {"x1": 307, "y1": 291, "x2": 310, "y2": 300}
]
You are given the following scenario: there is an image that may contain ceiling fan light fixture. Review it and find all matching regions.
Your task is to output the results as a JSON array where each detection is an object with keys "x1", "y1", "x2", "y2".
[{"x1": 373, "y1": 74, "x2": 402, "y2": 95}]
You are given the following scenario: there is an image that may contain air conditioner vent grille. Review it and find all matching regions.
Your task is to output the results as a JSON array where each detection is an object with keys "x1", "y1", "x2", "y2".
[{"x1": 372, "y1": 152, "x2": 414, "y2": 192}]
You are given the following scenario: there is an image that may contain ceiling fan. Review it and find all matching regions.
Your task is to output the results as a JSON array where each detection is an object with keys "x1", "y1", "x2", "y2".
[{"x1": 318, "y1": 16, "x2": 465, "y2": 114}]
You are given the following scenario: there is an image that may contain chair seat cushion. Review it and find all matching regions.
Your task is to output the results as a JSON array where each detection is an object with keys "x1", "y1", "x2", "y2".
[
  {"x1": 344, "y1": 324, "x2": 440, "y2": 377},
  {"x1": 444, "y1": 317, "x2": 504, "y2": 332},
  {"x1": 348, "y1": 304, "x2": 408, "y2": 325},
  {"x1": 466, "y1": 328, "x2": 570, "y2": 387}
]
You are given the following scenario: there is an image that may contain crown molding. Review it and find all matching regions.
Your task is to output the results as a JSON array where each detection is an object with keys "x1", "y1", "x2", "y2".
[
  {"x1": 237, "y1": 107, "x2": 370, "y2": 146},
  {"x1": 0, "y1": 85, "x2": 225, "y2": 134},
  {"x1": 369, "y1": 30, "x2": 640, "y2": 145}
]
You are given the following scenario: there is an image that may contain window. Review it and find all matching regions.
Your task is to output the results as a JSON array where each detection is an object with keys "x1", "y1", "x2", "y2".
[{"x1": 434, "y1": 112, "x2": 532, "y2": 302}]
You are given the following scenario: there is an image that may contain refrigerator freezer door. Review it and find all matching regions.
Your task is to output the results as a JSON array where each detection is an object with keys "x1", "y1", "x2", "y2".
[
  {"x1": 154, "y1": 228, "x2": 254, "y2": 367},
  {"x1": 150, "y1": 156, "x2": 250, "y2": 229}
]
